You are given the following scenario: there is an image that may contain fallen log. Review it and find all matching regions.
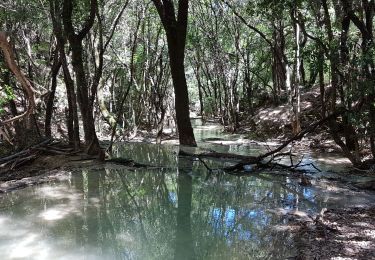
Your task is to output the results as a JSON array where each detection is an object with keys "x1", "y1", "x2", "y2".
[
  {"x1": 0, "y1": 139, "x2": 51, "y2": 164},
  {"x1": 179, "y1": 113, "x2": 341, "y2": 173},
  {"x1": 11, "y1": 154, "x2": 39, "y2": 169},
  {"x1": 178, "y1": 149, "x2": 292, "y2": 173},
  {"x1": 178, "y1": 149, "x2": 257, "y2": 162}
]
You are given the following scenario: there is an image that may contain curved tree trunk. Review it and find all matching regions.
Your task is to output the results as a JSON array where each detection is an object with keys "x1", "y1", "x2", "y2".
[
  {"x1": 50, "y1": 0, "x2": 80, "y2": 149},
  {"x1": 0, "y1": 32, "x2": 35, "y2": 126}
]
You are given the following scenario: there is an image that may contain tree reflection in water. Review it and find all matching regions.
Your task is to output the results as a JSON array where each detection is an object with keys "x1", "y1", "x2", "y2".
[
  {"x1": 175, "y1": 154, "x2": 195, "y2": 260},
  {"x1": 1, "y1": 144, "x2": 371, "y2": 259}
]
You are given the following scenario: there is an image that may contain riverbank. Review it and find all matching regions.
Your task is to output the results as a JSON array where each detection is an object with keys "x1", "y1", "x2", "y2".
[
  {"x1": 293, "y1": 206, "x2": 375, "y2": 259},
  {"x1": 0, "y1": 153, "x2": 103, "y2": 193}
]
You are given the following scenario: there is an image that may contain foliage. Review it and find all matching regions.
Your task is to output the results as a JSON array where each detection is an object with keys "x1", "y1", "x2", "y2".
[{"x1": 0, "y1": 0, "x2": 374, "y2": 161}]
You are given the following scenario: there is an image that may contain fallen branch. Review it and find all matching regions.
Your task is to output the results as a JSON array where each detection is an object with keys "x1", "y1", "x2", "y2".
[
  {"x1": 106, "y1": 157, "x2": 151, "y2": 168},
  {"x1": 225, "y1": 111, "x2": 345, "y2": 172},
  {"x1": 178, "y1": 148, "x2": 315, "y2": 174},
  {"x1": 11, "y1": 154, "x2": 39, "y2": 169},
  {"x1": 198, "y1": 157, "x2": 213, "y2": 172},
  {"x1": 0, "y1": 139, "x2": 52, "y2": 170},
  {"x1": 178, "y1": 149, "x2": 257, "y2": 162},
  {"x1": 33, "y1": 147, "x2": 72, "y2": 155}
]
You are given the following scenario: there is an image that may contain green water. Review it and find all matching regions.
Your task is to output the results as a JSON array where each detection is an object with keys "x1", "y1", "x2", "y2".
[{"x1": 0, "y1": 120, "x2": 374, "y2": 259}]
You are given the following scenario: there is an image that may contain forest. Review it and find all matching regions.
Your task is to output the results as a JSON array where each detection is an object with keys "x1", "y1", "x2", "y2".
[{"x1": 0, "y1": 0, "x2": 375, "y2": 259}]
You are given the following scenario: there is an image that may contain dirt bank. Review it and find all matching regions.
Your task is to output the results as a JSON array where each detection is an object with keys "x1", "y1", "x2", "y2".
[{"x1": 0, "y1": 154, "x2": 102, "y2": 193}]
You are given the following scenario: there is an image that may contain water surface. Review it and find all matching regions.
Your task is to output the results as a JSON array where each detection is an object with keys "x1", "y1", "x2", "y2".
[{"x1": 0, "y1": 120, "x2": 374, "y2": 259}]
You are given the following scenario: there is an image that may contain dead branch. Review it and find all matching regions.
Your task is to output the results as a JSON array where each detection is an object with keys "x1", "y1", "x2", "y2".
[
  {"x1": 0, "y1": 139, "x2": 51, "y2": 165},
  {"x1": 225, "y1": 110, "x2": 346, "y2": 172},
  {"x1": 198, "y1": 157, "x2": 213, "y2": 172},
  {"x1": 106, "y1": 157, "x2": 151, "y2": 168},
  {"x1": 178, "y1": 149, "x2": 258, "y2": 162}
]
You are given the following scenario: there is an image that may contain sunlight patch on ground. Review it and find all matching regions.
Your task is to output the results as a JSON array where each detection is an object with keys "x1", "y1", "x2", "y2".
[
  {"x1": 273, "y1": 224, "x2": 300, "y2": 232},
  {"x1": 364, "y1": 229, "x2": 375, "y2": 239}
]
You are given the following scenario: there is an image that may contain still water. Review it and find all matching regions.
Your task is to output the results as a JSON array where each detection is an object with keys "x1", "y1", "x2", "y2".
[{"x1": 0, "y1": 120, "x2": 374, "y2": 259}]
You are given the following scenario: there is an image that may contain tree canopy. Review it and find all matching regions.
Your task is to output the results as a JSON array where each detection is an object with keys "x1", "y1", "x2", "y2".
[{"x1": 0, "y1": 0, "x2": 374, "y2": 167}]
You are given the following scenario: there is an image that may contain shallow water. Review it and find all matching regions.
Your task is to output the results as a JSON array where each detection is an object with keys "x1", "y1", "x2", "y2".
[{"x1": 0, "y1": 120, "x2": 374, "y2": 259}]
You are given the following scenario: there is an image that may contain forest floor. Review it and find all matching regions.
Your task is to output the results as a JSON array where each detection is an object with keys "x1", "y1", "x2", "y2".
[
  {"x1": 293, "y1": 207, "x2": 375, "y2": 259},
  {"x1": 236, "y1": 85, "x2": 356, "y2": 155},
  {"x1": 239, "y1": 87, "x2": 375, "y2": 258},
  {"x1": 239, "y1": 85, "x2": 324, "y2": 139}
]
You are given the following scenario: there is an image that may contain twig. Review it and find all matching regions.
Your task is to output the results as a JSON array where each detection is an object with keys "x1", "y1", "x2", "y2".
[
  {"x1": 198, "y1": 157, "x2": 212, "y2": 172},
  {"x1": 294, "y1": 155, "x2": 305, "y2": 168},
  {"x1": 295, "y1": 163, "x2": 322, "y2": 172}
]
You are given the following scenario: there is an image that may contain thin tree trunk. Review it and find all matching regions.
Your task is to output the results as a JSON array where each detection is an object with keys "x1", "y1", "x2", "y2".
[{"x1": 45, "y1": 48, "x2": 62, "y2": 137}]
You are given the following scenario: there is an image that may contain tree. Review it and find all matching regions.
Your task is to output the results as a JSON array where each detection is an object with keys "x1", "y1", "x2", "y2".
[
  {"x1": 61, "y1": 0, "x2": 102, "y2": 155},
  {"x1": 50, "y1": 0, "x2": 80, "y2": 149},
  {"x1": 151, "y1": 0, "x2": 197, "y2": 146}
]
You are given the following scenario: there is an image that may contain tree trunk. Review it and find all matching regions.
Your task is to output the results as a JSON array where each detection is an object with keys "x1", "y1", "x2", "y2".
[
  {"x1": 0, "y1": 32, "x2": 35, "y2": 126},
  {"x1": 50, "y1": 0, "x2": 80, "y2": 149},
  {"x1": 291, "y1": 8, "x2": 302, "y2": 134},
  {"x1": 152, "y1": 0, "x2": 197, "y2": 146},
  {"x1": 271, "y1": 20, "x2": 286, "y2": 104},
  {"x1": 45, "y1": 48, "x2": 62, "y2": 137},
  {"x1": 62, "y1": 0, "x2": 102, "y2": 155},
  {"x1": 70, "y1": 40, "x2": 101, "y2": 154},
  {"x1": 167, "y1": 37, "x2": 196, "y2": 146}
]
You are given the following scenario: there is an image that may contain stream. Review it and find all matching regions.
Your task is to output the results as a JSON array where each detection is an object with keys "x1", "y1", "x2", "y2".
[{"x1": 0, "y1": 119, "x2": 374, "y2": 259}]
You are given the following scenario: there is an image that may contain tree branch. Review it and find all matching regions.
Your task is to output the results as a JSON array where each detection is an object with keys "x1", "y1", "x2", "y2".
[
  {"x1": 77, "y1": 0, "x2": 98, "y2": 40},
  {"x1": 103, "y1": 0, "x2": 129, "y2": 52}
]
